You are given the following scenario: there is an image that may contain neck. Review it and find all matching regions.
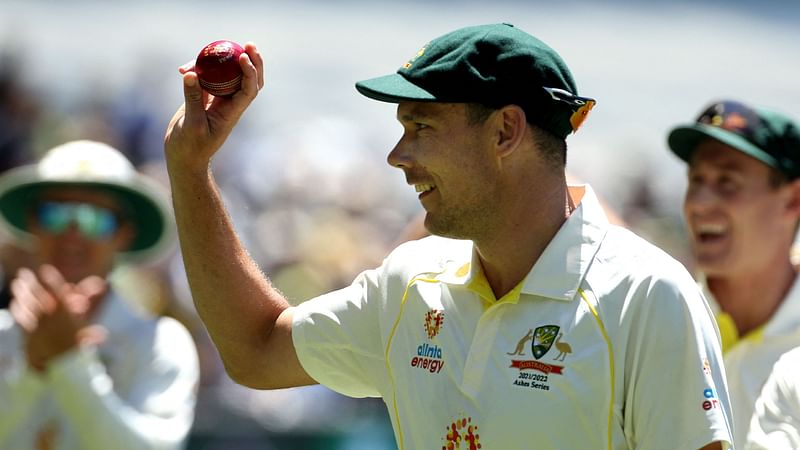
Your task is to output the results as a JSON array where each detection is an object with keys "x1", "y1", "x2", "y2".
[
  {"x1": 708, "y1": 261, "x2": 797, "y2": 336},
  {"x1": 475, "y1": 182, "x2": 572, "y2": 298}
]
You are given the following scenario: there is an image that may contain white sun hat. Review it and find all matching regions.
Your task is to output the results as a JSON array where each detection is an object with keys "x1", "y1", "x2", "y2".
[{"x1": 0, "y1": 140, "x2": 175, "y2": 263}]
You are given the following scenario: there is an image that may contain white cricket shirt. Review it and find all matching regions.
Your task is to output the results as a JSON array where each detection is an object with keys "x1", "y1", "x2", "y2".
[
  {"x1": 705, "y1": 274, "x2": 800, "y2": 449},
  {"x1": 745, "y1": 345, "x2": 800, "y2": 449},
  {"x1": 293, "y1": 185, "x2": 733, "y2": 449},
  {"x1": 0, "y1": 292, "x2": 199, "y2": 450}
]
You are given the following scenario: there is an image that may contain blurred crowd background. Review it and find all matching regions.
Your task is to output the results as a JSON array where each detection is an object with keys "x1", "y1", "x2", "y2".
[{"x1": 2, "y1": 0, "x2": 799, "y2": 448}]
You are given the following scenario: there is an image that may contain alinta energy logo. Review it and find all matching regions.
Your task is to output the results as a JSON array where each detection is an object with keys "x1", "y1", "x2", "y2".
[
  {"x1": 441, "y1": 416, "x2": 481, "y2": 450},
  {"x1": 700, "y1": 387, "x2": 721, "y2": 412},
  {"x1": 410, "y1": 309, "x2": 445, "y2": 375},
  {"x1": 507, "y1": 325, "x2": 569, "y2": 391}
]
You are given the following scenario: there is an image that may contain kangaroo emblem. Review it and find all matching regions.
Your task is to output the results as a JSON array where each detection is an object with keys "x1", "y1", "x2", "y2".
[{"x1": 507, "y1": 329, "x2": 534, "y2": 356}]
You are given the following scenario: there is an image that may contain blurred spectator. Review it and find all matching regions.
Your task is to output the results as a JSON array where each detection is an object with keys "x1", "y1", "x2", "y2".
[
  {"x1": 0, "y1": 50, "x2": 40, "y2": 172},
  {"x1": 0, "y1": 140, "x2": 199, "y2": 449}
]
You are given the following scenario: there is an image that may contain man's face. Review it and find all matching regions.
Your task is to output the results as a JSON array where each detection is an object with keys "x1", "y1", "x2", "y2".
[
  {"x1": 27, "y1": 188, "x2": 134, "y2": 283},
  {"x1": 387, "y1": 102, "x2": 502, "y2": 240},
  {"x1": 683, "y1": 139, "x2": 796, "y2": 277}
]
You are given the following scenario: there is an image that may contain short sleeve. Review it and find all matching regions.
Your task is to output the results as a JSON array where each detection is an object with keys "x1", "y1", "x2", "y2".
[
  {"x1": 292, "y1": 268, "x2": 387, "y2": 398},
  {"x1": 624, "y1": 276, "x2": 733, "y2": 450}
]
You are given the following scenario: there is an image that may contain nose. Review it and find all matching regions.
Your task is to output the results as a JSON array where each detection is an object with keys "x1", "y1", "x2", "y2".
[
  {"x1": 59, "y1": 222, "x2": 90, "y2": 242},
  {"x1": 387, "y1": 136, "x2": 413, "y2": 170},
  {"x1": 684, "y1": 182, "x2": 717, "y2": 214}
]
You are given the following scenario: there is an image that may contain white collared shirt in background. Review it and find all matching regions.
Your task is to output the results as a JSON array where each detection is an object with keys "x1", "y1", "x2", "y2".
[
  {"x1": 0, "y1": 291, "x2": 199, "y2": 450},
  {"x1": 745, "y1": 346, "x2": 800, "y2": 449}
]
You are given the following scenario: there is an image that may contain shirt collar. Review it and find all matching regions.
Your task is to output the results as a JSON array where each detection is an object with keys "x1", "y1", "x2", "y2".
[
  {"x1": 766, "y1": 274, "x2": 800, "y2": 335},
  {"x1": 435, "y1": 184, "x2": 609, "y2": 301},
  {"x1": 703, "y1": 271, "x2": 800, "y2": 340},
  {"x1": 521, "y1": 185, "x2": 607, "y2": 300}
]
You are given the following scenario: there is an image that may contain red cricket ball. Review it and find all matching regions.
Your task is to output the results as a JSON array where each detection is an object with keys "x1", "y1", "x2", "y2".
[{"x1": 195, "y1": 40, "x2": 244, "y2": 97}]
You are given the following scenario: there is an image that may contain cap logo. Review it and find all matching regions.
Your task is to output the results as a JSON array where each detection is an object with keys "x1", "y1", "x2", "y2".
[
  {"x1": 697, "y1": 102, "x2": 758, "y2": 138},
  {"x1": 704, "y1": 110, "x2": 749, "y2": 134},
  {"x1": 721, "y1": 112, "x2": 748, "y2": 132},
  {"x1": 401, "y1": 45, "x2": 427, "y2": 70},
  {"x1": 543, "y1": 87, "x2": 596, "y2": 133}
]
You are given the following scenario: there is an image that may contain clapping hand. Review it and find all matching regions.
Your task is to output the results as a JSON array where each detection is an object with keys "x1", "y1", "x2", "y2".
[{"x1": 9, "y1": 265, "x2": 108, "y2": 372}]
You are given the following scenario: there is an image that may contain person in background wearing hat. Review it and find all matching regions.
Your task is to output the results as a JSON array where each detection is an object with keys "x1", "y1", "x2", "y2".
[
  {"x1": 164, "y1": 24, "x2": 732, "y2": 449},
  {"x1": 0, "y1": 140, "x2": 199, "y2": 449},
  {"x1": 667, "y1": 100, "x2": 800, "y2": 449}
]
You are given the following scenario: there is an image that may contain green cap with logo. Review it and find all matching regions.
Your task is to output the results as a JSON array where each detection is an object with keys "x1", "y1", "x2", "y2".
[
  {"x1": 668, "y1": 100, "x2": 800, "y2": 179},
  {"x1": 355, "y1": 23, "x2": 595, "y2": 139}
]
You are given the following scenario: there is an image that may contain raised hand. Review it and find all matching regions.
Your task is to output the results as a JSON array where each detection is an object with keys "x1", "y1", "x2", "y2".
[{"x1": 164, "y1": 42, "x2": 265, "y2": 173}]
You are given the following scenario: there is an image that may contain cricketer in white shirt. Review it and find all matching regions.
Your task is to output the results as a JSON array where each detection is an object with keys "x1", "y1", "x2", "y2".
[
  {"x1": 293, "y1": 185, "x2": 734, "y2": 450},
  {"x1": 706, "y1": 276, "x2": 800, "y2": 450}
]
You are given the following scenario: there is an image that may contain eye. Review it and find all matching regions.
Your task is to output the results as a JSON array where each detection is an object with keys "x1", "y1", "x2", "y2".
[
  {"x1": 687, "y1": 170, "x2": 705, "y2": 188},
  {"x1": 414, "y1": 122, "x2": 430, "y2": 131},
  {"x1": 718, "y1": 176, "x2": 737, "y2": 192}
]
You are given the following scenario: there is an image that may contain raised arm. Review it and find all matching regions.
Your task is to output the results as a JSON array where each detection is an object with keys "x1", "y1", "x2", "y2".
[{"x1": 163, "y1": 42, "x2": 314, "y2": 389}]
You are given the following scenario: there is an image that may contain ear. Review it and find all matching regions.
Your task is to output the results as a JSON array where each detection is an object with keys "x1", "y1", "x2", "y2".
[
  {"x1": 494, "y1": 105, "x2": 527, "y2": 159},
  {"x1": 783, "y1": 177, "x2": 800, "y2": 218}
]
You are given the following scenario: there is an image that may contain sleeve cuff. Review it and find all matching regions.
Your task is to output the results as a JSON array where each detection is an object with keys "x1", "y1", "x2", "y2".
[{"x1": 47, "y1": 346, "x2": 109, "y2": 393}]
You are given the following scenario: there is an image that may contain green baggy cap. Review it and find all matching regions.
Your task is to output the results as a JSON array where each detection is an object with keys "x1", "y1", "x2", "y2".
[
  {"x1": 668, "y1": 100, "x2": 800, "y2": 179},
  {"x1": 355, "y1": 23, "x2": 595, "y2": 139}
]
